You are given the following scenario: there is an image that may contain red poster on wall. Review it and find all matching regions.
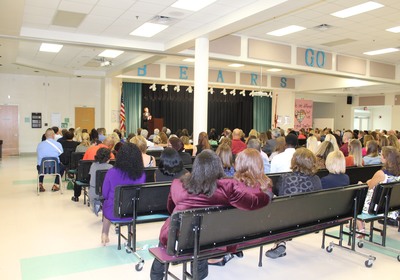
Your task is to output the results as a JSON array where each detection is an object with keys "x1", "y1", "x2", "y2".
[{"x1": 294, "y1": 99, "x2": 313, "y2": 130}]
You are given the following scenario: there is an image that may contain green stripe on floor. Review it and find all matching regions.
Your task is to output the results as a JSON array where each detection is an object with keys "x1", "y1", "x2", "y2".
[
  {"x1": 328, "y1": 230, "x2": 400, "y2": 258},
  {"x1": 13, "y1": 179, "x2": 55, "y2": 185},
  {"x1": 20, "y1": 239, "x2": 158, "y2": 280}
]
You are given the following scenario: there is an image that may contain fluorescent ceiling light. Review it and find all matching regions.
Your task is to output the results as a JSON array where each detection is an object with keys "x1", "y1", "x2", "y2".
[
  {"x1": 98, "y1": 49, "x2": 124, "y2": 58},
  {"x1": 267, "y1": 68, "x2": 282, "y2": 72},
  {"x1": 171, "y1": 0, "x2": 217, "y2": 12},
  {"x1": 39, "y1": 43, "x2": 63, "y2": 53},
  {"x1": 267, "y1": 25, "x2": 306, "y2": 36},
  {"x1": 183, "y1": 58, "x2": 195, "y2": 62},
  {"x1": 331, "y1": 1, "x2": 384, "y2": 18},
  {"x1": 363, "y1": 48, "x2": 399, "y2": 55},
  {"x1": 386, "y1": 26, "x2": 400, "y2": 33},
  {"x1": 228, "y1": 63, "x2": 244, "y2": 68},
  {"x1": 130, "y1": 22, "x2": 168, "y2": 37}
]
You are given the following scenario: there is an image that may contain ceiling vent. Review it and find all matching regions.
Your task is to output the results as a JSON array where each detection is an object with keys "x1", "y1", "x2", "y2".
[
  {"x1": 151, "y1": 15, "x2": 177, "y2": 25},
  {"x1": 314, "y1": 24, "x2": 332, "y2": 31}
]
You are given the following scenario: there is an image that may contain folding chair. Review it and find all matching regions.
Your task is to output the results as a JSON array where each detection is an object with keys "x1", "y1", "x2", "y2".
[{"x1": 37, "y1": 157, "x2": 63, "y2": 195}]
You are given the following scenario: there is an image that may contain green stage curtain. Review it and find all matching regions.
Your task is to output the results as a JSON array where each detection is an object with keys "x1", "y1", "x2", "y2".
[
  {"x1": 253, "y1": 96, "x2": 272, "y2": 132},
  {"x1": 123, "y1": 82, "x2": 142, "y2": 135}
]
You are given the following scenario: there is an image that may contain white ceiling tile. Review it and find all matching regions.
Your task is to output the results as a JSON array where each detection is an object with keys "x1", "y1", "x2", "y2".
[
  {"x1": 79, "y1": 16, "x2": 115, "y2": 34},
  {"x1": 58, "y1": 0, "x2": 94, "y2": 14},
  {"x1": 97, "y1": 0, "x2": 137, "y2": 10},
  {"x1": 23, "y1": 14, "x2": 53, "y2": 25},
  {"x1": 25, "y1": 0, "x2": 61, "y2": 9}
]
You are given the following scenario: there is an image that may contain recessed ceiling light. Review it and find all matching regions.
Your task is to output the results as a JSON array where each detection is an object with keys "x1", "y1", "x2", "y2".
[
  {"x1": 386, "y1": 26, "x2": 400, "y2": 33},
  {"x1": 183, "y1": 58, "x2": 195, "y2": 62},
  {"x1": 267, "y1": 68, "x2": 282, "y2": 72},
  {"x1": 39, "y1": 43, "x2": 63, "y2": 53},
  {"x1": 267, "y1": 25, "x2": 306, "y2": 36},
  {"x1": 363, "y1": 48, "x2": 399, "y2": 55},
  {"x1": 98, "y1": 49, "x2": 124, "y2": 58},
  {"x1": 171, "y1": 0, "x2": 217, "y2": 12},
  {"x1": 331, "y1": 1, "x2": 384, "y2": 18},
  {"x1": 130, "y1": 22, "x2": 168, "y2": 37},
  {"x1": 228, "y1": 63, "x2": 244, "y2": 67}
]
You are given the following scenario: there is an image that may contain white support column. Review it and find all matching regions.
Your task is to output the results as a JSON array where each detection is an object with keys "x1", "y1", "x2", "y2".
[{"x1": 193, "y1": 37, "x2": 209, "y2": 145}]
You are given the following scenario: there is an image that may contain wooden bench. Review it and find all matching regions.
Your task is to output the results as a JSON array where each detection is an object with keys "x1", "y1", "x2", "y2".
[
  {"x1": 110, "y1": 181, "x2": 172, "y2": 271},
  {"x1": 149, "y1": 184, "x2": 371, "y2": 279}
]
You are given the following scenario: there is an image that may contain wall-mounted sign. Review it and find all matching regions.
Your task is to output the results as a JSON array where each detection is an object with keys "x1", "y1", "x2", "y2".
[{"x1": 31, "y1": 112, "x2": 42, "y2": 128}]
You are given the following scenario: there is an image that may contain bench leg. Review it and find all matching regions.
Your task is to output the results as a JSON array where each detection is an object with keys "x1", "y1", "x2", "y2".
[{"x1": 258, "y1": 246, "x2": 263, "y2": 267}]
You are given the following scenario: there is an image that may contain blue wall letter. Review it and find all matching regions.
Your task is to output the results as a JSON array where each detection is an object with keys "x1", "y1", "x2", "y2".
[
  {"x1": 305, "y1": 48, "x2": 314, "y2": 67},
  {"x1": 316, "y1": 51, "x2": 326, "y2": 68},
  {"x1": 138, "y1": 65, "x2": 147, "y2": 76},
  {"x1": 250, "y1": 73, "x2": 258, "y2": 85},
  {"x1": 217, "y1": 70, "x2": 224, "y2": 83},
  {"x1": 179, "y1": 66, "x2": 188, "y2": 80},
  {"x1": 280, "y1": 77, "x2": 287, "y2": 88}
]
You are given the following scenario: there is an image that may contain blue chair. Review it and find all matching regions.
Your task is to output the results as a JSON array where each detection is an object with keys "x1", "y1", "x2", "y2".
[{"x1": 37, "y1": 157, "x2": 63, "y2": 195}]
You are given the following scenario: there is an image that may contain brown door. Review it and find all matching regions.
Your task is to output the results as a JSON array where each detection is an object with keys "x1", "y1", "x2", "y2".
[
  {"x1": 0, "y1": 105, "x2": 19, "y2": 156},
  {"x1": 75, "y1": 107, "x2": 95, "y2": 131}
]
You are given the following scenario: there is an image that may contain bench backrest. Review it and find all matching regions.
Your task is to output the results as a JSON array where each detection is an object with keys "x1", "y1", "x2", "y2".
[
  {"x1": 113, "y1": 182, "x2": 172, "y2": 218},
  {"x1": 95, "y1": 169, "x2": 109, "y2": 196},
  {"x1": 145, "y1": 166, "x2": 193, "y2": 183},
  {"x1": 345, "y1": 164, "x2": 382, "y2": 184},
  {"x1": 60, "y1": 147, "x2": 76, "y2": 167},
  {"x1": 70, "y1": 152, "x2": 85, "y2": 170},
  {"x1": 77, "y1": 160, "x2": 94, "y2": 183},
  {"x1": 368, "y1": 181, "x2": 400, "y2": 215},
  {"x1": 167, "y1": 184, "x2": 368, "y2": 255},
  {"x1": 269, "y1": 165, "x2": 381, "y2": 194}
]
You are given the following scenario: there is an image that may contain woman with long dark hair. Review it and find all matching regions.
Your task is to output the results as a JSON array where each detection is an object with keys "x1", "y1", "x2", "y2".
[{"x1": 101, "y1": 143, "x2": 145, "y2": 245}]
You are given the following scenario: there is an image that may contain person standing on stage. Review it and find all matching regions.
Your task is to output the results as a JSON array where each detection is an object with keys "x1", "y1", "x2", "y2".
[{"x1": 142, "y1": 107, "x2": 152, "y2": 129}]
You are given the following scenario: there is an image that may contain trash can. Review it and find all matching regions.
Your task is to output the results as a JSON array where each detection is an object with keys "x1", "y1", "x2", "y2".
[{"x1": 0, "y1": 140, "x2": 2, "y2": 158}]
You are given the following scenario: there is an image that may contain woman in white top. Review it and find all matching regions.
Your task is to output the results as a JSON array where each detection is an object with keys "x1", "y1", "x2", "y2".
[{"x1": 130, "y1": 135, "x2": 156, "y2": 167}]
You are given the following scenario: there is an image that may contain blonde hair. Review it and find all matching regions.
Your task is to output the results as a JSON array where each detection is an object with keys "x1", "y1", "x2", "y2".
[
  {"x1": 248, "y1": 129, "x2": 259, "y2": 139},
  {"x1": 130, "y1": 135, "x2": 147, "y2": 153},
  {"x1": 325, "y1": 151, "x2": 346, "y2": 174},
  {"x1": 80, "y1": 132, "x2": 91, "y2": 147},
  {"x1": 180, "y1": 136, "x2": 190, "y2": 145},
  {"x1": 111, "y1": 132, "x2": 120, "y2": 143},
  {"x1": 348, "y1": 139, "x2": 363, "y2": 167},
  {"x1": 324, "y1": 134, "x2": 339, "y2": 151},
  {"x1": 306, "y1": 135, "x2": 319, "y2": 154},
  {"x1": 234, "y1": 148, "x2": 271, "y2": 191},
  {"x1": 274, "y1": 136, "x2": 286, "y2": 154}
]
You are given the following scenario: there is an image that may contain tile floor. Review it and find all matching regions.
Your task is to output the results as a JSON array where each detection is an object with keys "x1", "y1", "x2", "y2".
[{"x1": 1, "y1": 155, "x2": 399, "y2": 280}]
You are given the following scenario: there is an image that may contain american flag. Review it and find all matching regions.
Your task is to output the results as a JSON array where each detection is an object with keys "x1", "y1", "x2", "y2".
[{"x1": 120, "y1": 93, "x2": 126, "y2": 132}]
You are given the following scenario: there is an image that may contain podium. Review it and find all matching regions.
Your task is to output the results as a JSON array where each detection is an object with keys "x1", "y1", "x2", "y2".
[{"x1": 148, "y1": 118, "x2": 164, "y2": 132}]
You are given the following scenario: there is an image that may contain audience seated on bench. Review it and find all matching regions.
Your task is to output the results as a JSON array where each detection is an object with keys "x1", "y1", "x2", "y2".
[
  {"x1": 149, "y1": 149, "x2": 272, "y2": 280},
  {"x1": 150, "y1": 184, "x2": 369, "y2": 279}
]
